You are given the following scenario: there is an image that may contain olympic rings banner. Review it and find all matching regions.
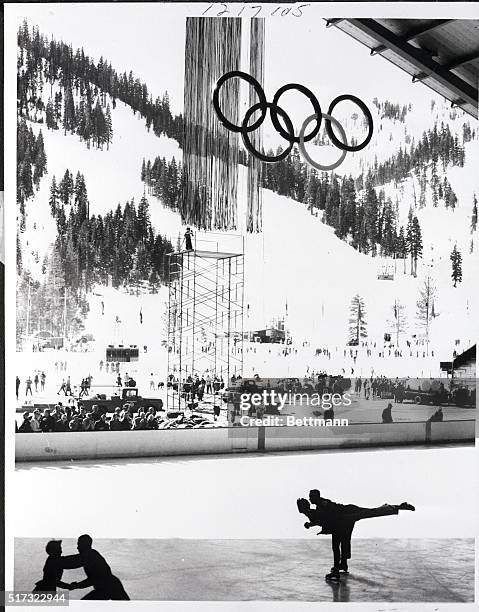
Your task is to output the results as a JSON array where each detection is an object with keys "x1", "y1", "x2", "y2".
[{"x1": 213, "y1": 70, "x2": 374, "y2": 170}]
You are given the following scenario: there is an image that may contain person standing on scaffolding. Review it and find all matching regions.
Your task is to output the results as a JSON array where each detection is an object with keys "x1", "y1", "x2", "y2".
[{"x1": 184, "y1": 227, "x2": 194, "y2": 251}]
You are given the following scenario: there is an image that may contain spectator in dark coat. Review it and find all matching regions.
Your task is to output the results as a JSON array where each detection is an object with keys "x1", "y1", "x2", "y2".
[
  {"x1": 40, "y1": 409, "x2": 56, "y2": 432},
  {"x1": 323, "y1": 407, "x2": 335, "y2": 420},
  {"x1": 94, "y1": 414, "x2": 110, "y2": 431},
  {"x1": 118, "y1": 411, "x2": 131, "y2": 431},
  {"x1": 146, "y1": 414, "x2": 158, "y2": 430},
  {"x1": 428, "y1": 407, "x2": 444, "y2": 422},
  {"x1": 382, "y1": 403, "x2": 393, "y2": 423},
  {"x1": 69, "y1": 416, "x2": 82, "y2": 431},
  {"x1": 109, "y1": 414, "x2": 122, "y2": 431},
  {"x1": 82, "y1": 414, "x2": 95, "y2": 431},
  {"x1": 18, "y1": 412, "x2": 33, "y2": 433},
  {"x1": 55, "y1": 415, "x2": 69, "y2": 432}
]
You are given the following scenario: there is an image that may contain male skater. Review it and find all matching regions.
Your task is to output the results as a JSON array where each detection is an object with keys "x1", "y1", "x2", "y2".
[
  {"x1": 62, "y1": 534, "x2": 129, "y2": 600},
  {"x1": 297, "y1": 489, "x2": 415, "y2": 581}
]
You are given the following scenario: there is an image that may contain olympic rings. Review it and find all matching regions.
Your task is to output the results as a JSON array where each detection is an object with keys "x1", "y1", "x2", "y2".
[
  {"x1": 212, "y1": 71, "x2": 374, "y2": 170},
  {"x1": 242, "y1": 102, "x2": 295, "y2": 163},
  {"x1": 326, "y1": 95, "x2": 374, "y2": 152},
  {"x1": 299, "y1": 113, "x2": 347, "y2": 172},
  {"x1": 271, "y1": 83, "x2": 322, "y2": 144}
]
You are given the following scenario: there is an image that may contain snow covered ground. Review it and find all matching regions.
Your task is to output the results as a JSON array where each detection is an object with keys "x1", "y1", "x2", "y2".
[{"x1": 18, "y1": 59, "x2": 479, "y2": 379}]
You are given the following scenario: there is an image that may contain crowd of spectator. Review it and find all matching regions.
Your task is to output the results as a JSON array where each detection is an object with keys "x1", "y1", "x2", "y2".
[{"x1": 16, "y1": 402, "x2": 215, "y2": 433}]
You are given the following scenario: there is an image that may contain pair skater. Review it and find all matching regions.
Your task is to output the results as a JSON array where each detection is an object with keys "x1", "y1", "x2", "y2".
[
  {"x1": 297, "y1": 489, "x2": 415, "y2": 581},
  {"x1": 33, "y1": 534, "x2": 129, "y2": 600}
]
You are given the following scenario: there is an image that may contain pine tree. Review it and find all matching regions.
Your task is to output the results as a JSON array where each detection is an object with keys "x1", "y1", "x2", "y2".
[
  {"x1": 416, "y1": 276, "x2": 436, "y2": 349},
  {"x1": 410, "y1": 216, "x2": 423, "y2": 276},
  {"x1": 380, "y1": 199, "x2": 396, "y2": 256},
  {"x1": 406, "y1": 209, "x2": 414, "y2": 275},
  {"x1": 396, "y1": 226, "x2": 407, "y2": 273},
  {"x1": 471, "y1": 193, "x2": 477, "y2": 233},
  {"x1": 106, "y1": 104, "x2": 113, "y2": 143},
  {"x1": 137, "y1": 195, "x2": 151, "y2": 240},
  {"x1": 63, "y1": 86, "x2": 76, "y2": 134},
  {"x1": 431, "y1": 160, "x2": 439, "y2": 207},
  {"x1": 450, "y1": 245, "x2": 463, "y2": 287},
  {"x1": 49, "y1": 176, "x2": 58, "y2": 216},
  {"x1": 16, "y1": 232, "x2": 23, "y2": 275},
  {"x1": 390, "y1": 299, "x2": 407, "y2": 347},
  {"x1": 348, "y1": 294, "x2": 367, "y2": 344},
  {"x1": 45, "y1": 99, "x2": 57, "y2": 129}
]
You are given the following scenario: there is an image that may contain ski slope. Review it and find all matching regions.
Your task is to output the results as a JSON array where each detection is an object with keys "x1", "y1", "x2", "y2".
[{"x1": 19, "y1": 74, "x2": 479, "y2": 372}]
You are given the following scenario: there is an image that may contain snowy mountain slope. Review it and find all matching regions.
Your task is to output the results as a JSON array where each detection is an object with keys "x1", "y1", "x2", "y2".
[
  {"x1": 17, "y1": 47, "x2": 479, "y2": 371},
  {"x1": 22, "y1": 98, "x2": 181, "y2": 277}
]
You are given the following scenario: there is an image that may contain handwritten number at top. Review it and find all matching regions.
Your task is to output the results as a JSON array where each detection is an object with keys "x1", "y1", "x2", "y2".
[{"x1": 202, "y1": 4, "x2": 310, "y2": 18}]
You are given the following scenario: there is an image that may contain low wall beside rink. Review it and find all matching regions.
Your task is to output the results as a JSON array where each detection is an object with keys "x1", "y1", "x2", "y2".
[{"x1": 15, "y1": 419, "x2": 475, "y2": 462}]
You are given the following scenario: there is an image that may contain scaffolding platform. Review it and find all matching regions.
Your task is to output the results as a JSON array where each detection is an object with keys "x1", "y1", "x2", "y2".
[
  {"x1": 166, "y1": 245, "x2": 244, "y2": 413},
  {"x1": 178, "y1": 249, "x2": 240, "y2": 260}
]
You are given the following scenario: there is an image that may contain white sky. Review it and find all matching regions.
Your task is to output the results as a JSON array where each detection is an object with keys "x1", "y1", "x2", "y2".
[{"x1": 9, "y1": 2, "x2": 453, "y2": 118}]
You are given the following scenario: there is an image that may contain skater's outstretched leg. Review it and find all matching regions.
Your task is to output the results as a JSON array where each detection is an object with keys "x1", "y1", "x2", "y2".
[{"x1": 336, "y1": 502, "x2": 415, "y2": 522}]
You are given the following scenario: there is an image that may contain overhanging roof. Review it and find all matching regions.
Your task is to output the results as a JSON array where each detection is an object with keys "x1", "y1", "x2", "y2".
[
  {"x1": 326, "y1": 18, "x2": 479, "y2": 119},
  {"x1": 453, "y1": 344, "x2": 476, "y2": 369}
]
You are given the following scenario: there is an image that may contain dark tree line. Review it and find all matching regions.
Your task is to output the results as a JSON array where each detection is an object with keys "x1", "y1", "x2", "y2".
[
  {"x1": 372, "y1": 98, "x2": 410, "y2": 122},
  {"x1": 17, "y1": 21, "x2": 182, "y2": 144},
  {"x1": 141, "y1": 157, "x2": 182, "y2": 210},
  {"x1": 48, "y1": 171, "x2": 173, "y2": 291},
  {"x1": 142, "y1": 148, "x2": 424, "y2": 268},
  {"x1": 44, "y1": 87, "x2": 113, "y2": 149},
  {"x1": 17, "y1": 20, "x2": 466, "y2": 275},
  {"x1": 17, "y1": 118, "x2": 47, "y2": 229},
  {"x1": 369, "y1": 122, "x2": 467, "y2": 188}
]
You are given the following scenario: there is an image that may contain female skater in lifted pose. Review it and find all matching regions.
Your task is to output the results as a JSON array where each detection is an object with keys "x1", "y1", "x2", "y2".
[{"x1": 297, "y1": 489, "x2": 415, "y2": 581}]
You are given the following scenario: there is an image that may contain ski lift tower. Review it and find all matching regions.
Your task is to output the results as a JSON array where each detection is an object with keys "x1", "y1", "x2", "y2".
[{"x1": 166, "y1": 234, "x2": 244, "y2": 413}]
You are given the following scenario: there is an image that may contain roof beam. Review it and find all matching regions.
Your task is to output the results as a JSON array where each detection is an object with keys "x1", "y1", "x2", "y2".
[
  {"x1": 370, "y1": 19, "x2": 453, "y2": 56},
  {"x1": 326, "y1": 19, "x2": 345, "y2": 28},
  {"x1": 444, "y1": 49, "x2": 479, "y2": 71},
  {"x1": 346, "y1": 18, "x2": 478, "y2": 111}
]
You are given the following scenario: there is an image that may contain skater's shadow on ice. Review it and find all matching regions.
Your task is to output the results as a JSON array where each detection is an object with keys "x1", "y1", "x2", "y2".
[
  {"x1": 325, "y1": 578, "x2": 351, "y2": 602},
  {"x1": 325, "y1": 573, "x2": 384, "y2": 602}
]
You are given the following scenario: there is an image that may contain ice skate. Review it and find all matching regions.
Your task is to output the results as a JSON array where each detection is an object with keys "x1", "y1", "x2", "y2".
[{"x1": 325, "y1": 568, "x2": 341, "y2": 582}]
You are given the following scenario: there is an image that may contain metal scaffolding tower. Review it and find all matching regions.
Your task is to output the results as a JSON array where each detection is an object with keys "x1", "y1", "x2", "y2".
[{"x1": 166, "y1": 243, "x2": 244, "y2": 413}]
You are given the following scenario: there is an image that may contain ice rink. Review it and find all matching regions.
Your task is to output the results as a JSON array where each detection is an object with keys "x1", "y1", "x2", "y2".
[
  {"x1": 15, "y1": 537, "x2": 474, "y2": 602},
  {"x1": 11, "y1": 443, "x2": 477, "y2": 603}
]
